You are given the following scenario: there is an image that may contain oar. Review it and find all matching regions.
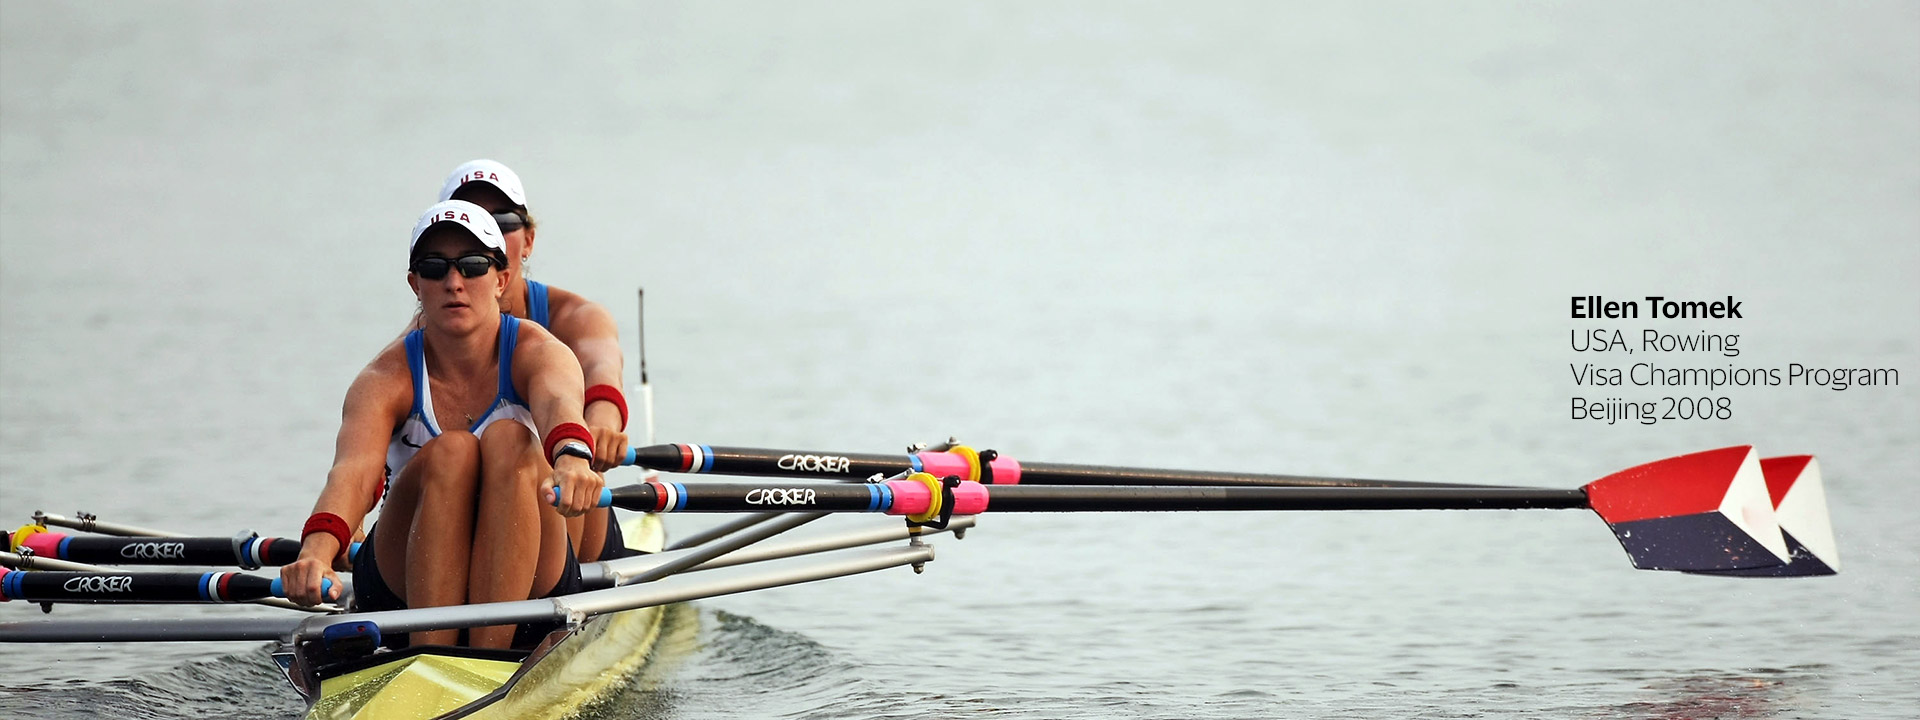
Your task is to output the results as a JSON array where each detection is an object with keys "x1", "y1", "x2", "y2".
[
  {"x1": 608, "y1": 446, "x2": 1831, "y2": 576},
  {"x1": 624, "y1": 443, "x2": 1523, "y2": 489},
  {"x1": 10, "y1": 521, "x2": 363, "y2": 569},
  {"x1": 2, "y1": 553, "x2": 338, "y2": 613},
  {"x1": 605, "y1": 480, "x2": 1589, "y2": 512},
  {"x1": 0, "y1": 569, "x2": 332, "y2": 604},
  {"x1": 9, "y1": 528, "x2": 301, "y2": 568}
]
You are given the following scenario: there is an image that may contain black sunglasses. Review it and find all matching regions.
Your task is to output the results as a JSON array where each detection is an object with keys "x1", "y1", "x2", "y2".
[
  {"x1": 491, "y1": 211, "x2": 527, "y2": 233},
  {"x1": 410, "y1": 253, "x2": 501, "y2": 280}
]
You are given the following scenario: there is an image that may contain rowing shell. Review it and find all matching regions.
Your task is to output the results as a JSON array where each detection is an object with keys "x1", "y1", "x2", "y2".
[{"x1": 287, "y1": 512, "x2": 676, "y2": 720}]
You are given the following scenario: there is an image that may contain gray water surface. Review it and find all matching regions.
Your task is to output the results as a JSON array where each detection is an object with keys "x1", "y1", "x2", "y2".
[{"x1": 3, "y1": 3, "x2": 1916, "y2": 718}]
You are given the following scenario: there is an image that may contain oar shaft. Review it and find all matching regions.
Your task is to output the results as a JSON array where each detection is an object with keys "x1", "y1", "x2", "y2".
[
  {"x1": 624, "y1": 444, "x2": 1521, "y2": 489},
  {"x1": 626, "y1": 444, "x2": 905, "y2": 479},
  {"x1": 14, "y1": 533, "x2": 300, "y2": 568},
  {"x1": 978, "y1": 485, "x2": 1588, "y2": 512},
  {"x1": 606, "y1": 480, "x2": 1589, "y2": 515},
  {"x1": 1005, "y1": 462, "x2": 1490, "y2": 489}
]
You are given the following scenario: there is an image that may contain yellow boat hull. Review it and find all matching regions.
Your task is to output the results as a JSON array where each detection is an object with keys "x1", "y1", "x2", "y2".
[{"x1": 305, "y1": 513, "x2": 670, "y2": 720}]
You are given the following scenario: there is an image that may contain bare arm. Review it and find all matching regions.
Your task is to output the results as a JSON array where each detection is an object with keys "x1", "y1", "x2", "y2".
[
  {"x1": 512, "y1": 324, "x2": 602, "y2": 516},
  {"x1": 313, "y1": 366, "x2": 408, "y2": 540},
  {"x1": 281, "y1": 348, "x2": 411, "y2": 604},
  {"x1": 548, "y1": 293, "x2": 624, "y2": 393},
  {"x1": 547, "y1": 289, "x2": 628, "y2": 470}
]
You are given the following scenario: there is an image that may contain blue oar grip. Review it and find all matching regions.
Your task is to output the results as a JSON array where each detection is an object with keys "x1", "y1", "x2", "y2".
[
  {"x1": 624, "y1": 447, "x2": 637, "y2": 466},
  {"x1": 270, "y1": 577, "x2": 334, "y2": 599},
  {"x1": 550, "y1": 488, "x2": 615, "y2": 508}
]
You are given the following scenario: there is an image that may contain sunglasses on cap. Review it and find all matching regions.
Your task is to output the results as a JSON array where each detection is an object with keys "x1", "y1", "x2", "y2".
[
  {"x1": 410, "y1": 253, "x2": 502, "y2": 280},
  {"x1": 491, "y1": 210, "x2": 527, "y2": 233}
]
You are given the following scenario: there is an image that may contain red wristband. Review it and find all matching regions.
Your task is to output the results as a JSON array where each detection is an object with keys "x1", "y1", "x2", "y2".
[
  {"x1": 584, "y1": 384, "x2": 629, "y2": 428},
  {"x1": 302, "y1": 512, "x2": 352, "y2": 562},
  {"x1": 544, "y1": 422, "x2": 594, "y2": 464}
]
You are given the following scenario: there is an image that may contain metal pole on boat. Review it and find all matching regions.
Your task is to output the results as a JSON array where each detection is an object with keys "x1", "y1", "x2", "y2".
[
  {"x1": 31, "y1": 511, "x2": 185, "y2": 538},
  {"x1": 288, "y1": 544, "x2": 937, "y2": 641},
  {"x1": 620, "y1": 513, "x2": 827, "y2": 586},
  {"x1": 665, "y1": 512, "x2": 785, "y2": 551},
  {"x1": 559, "y1": 544, "x2": 937, "y2": 620},
  {"x1": 679, "y1": 516, "x2": 973, "y2": 572},
  {"x1": 592, "y1": 516, "x2": 973, "y2": 582},
  {"x1": 0, "y1": 616, "x2": 302, "y2": 643},
  {"x1": 635, "y1": 287, "x2": 655, "y2": 446}
]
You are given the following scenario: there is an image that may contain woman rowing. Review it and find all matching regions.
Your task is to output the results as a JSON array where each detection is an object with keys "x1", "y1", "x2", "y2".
[
  {"x1": 434, "y1": 159, "x2": 636, "y2": 562},
  {"x1": 281, "y1": 200, "x2": 604, "y2": 649}
]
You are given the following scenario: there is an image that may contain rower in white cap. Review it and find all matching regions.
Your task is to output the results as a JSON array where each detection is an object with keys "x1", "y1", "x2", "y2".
[
  {"x1": 281, "y1": 200, "x2": 603, "y2": 649},
  {"x1": 434, "y1": 160, "x2": 638, "y2": 564}
]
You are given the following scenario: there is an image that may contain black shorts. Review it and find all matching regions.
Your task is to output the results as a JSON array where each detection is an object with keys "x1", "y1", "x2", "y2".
[
  {"x1": 596, "y1": 509, "x2": 643, "y2": 560},
  {"x1": 354, "y1": 522, "x2": 584, "y2": 650}
]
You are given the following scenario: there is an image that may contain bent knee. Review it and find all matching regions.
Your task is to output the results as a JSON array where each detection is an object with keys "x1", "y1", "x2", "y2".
[
  {"x1": 413, "y1": 432, "x2": 482, "y2": 486},
  {"x1": 422, "y1": 432, "x2": 483, "y2": 458},
  {"x1": 420, "y1": 431, "x2": 481, "y2": 460},
  {"x1": 479, "y1": 422, "x2": 536, "y2": 458},
  {"x1": 478, "y1": 423, "x2": 548, "y2": 489}
]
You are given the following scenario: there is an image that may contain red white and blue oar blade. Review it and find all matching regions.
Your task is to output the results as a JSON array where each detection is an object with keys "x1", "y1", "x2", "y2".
[
  {"x1": 1583, "y1": 446, "x2": 1791, "y2": 572},
  {"x1": 1690, "y1": 455, "x2": 1839, "y2": 577}
]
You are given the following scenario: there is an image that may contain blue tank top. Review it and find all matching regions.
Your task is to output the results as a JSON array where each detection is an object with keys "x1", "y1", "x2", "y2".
[
  {"x1": 527, "y1": 279, "x2": 551, "y2": 328},
  {"x1": 384, "y1": 315, "x2": 537, "y2": 480}
]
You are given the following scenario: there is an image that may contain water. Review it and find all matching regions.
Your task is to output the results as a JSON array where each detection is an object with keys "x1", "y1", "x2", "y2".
[{"x1": 3, "y1": 2, "x2": 1917, "y2": 718}]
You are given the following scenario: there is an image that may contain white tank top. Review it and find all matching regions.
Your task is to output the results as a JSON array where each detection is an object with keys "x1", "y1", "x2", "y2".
[{"x1": 384, "y1": 315, "x2": 537, "y2": 487}]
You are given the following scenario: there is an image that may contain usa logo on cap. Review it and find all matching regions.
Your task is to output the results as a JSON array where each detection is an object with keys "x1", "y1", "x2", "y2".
[
  {"x1": 409, "y1": 199, "x2": 506, "y2": 261},
  {"x1": 438, "y1": 159, "x2": 527, "y2": 207}
]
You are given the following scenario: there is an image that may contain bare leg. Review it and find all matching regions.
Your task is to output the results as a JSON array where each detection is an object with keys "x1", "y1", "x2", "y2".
[
  {"x1": 469, "y1": 423, "x2": 569, "y2": 648},
  {"x1": 577, "y1": 508, "x2": 607, "y2": 562},
  {"x1": 377, "y1": 431, "x2": 481, "y2": 647}
]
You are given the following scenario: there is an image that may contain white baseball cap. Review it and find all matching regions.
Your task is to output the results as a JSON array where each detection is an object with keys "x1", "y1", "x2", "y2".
[
  {"x1": 438, "y1": 159, "x2": 527, "y2": 207},
  {"x1": 409, "y1": 200, "x2": 507, "y2": 262}
]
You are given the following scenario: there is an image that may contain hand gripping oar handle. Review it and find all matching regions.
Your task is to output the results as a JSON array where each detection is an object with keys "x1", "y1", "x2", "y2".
[
  {"x1": 0, "y1": 569, "x2": 329, "y2": 603},
  {"x1": 621, "y1": 444, "x2": 1517, "y2": 489},
  {"x1": 553, "y1": 489, "x2": 618, "y2": 508},
  {"x1": 268, "y1": 577, "x2": 335, "y2": 600}
]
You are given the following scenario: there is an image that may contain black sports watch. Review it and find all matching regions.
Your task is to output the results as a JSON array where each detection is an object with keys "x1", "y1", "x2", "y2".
[{"x1": 555, "y1": 441, "x2": 593, "y2": 463}]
